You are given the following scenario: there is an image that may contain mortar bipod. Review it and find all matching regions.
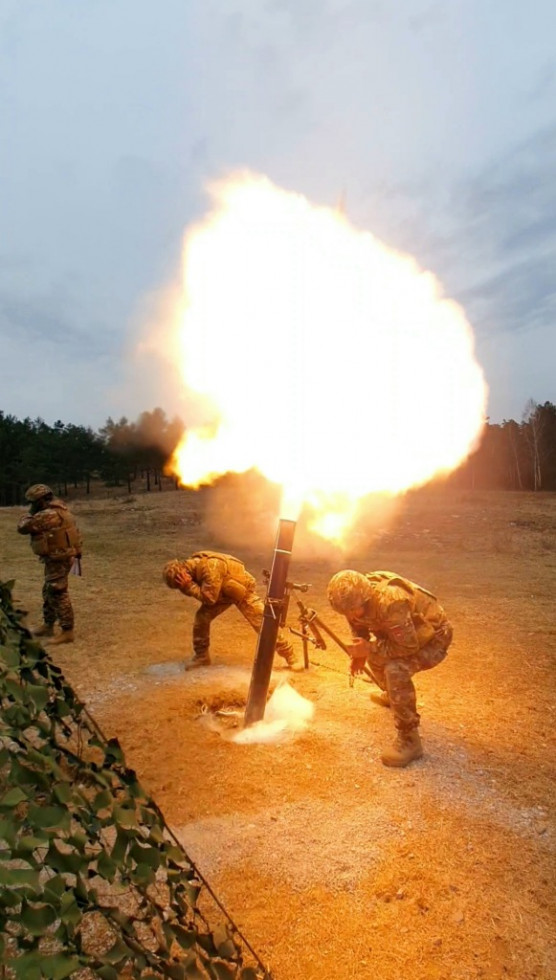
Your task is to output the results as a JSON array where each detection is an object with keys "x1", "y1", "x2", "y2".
[{"x1": 291, "y1": 597, "x2": 376, "y2": 682}]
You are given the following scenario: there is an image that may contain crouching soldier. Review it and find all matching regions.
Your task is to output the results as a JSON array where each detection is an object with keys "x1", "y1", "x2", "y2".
[
  {"x1": 163, "y1": 551, "x2": 301, "y2": 671},
  {"x1": 327, "y1": 569, "x2": 453, "y2": 768},
  {"x1": 17, "y1": 484, "x2": 83, "y2": 644}
]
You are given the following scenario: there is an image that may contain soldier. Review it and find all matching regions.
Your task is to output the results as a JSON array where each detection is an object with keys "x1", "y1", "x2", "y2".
[
  {"x1": 17, "y1": 484, "x2": 83, "y2": 645},
  {"x1": 163, "y1": 551, "x2": 301, "y2": 671},
  {"x1": 327, "y1": 569, "x2": 453, "y2": 768}
]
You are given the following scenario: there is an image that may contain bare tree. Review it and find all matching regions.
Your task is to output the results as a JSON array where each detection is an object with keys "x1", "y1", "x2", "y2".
[
  {"x1": 522, "y1": 399, "x2": 543, "y2": 491},
  {"x1": 502, "y1": 419, "x2": 524, "y2": 490}
]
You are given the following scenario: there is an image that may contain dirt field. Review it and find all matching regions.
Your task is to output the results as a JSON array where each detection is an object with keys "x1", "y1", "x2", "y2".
[{"x1": 2, "y1": 484, "x2": 555, "y2": 980}]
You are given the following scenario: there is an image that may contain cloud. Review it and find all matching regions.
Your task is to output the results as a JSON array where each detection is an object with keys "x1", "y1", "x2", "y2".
[
  {"x1": 408, "y1": 2, "x2": 446, "y2": 33},
  {"x1": 526, "y1": 58, "x2": 556, "y2": 103},
  {"x1": 0, "y1": 282, "x2": 122, "y2": 427},
  {"x1": 450, "y1": 125, "x2": 556, "y2": 330},
  {"x1": 357, "y1": 122, "x2": 556, "y2": 344},
  {"x1": 0, "y1": 294, "x2": 102, "y2": 352}
]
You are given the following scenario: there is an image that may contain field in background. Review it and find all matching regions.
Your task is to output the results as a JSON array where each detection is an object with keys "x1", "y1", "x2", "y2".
[{"x1": 1, "y1": 486, "x2": 555, "y2": 980}]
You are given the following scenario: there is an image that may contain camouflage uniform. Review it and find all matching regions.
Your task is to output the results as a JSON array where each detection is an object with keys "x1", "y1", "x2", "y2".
[
  {"x1": 164, "y1": 552, "x2": 297, "y2": 665},
  {"x1": 335, "y1": 571, "x2": 452, "y2": 735},
  {"x1": 17, "y1": 497, "x2": 82, "y2": 632}
]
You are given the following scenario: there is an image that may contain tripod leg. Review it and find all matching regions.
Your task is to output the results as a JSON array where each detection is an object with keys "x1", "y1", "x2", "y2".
[
  {"x1": 312, "y1": 613, "x2": 378, "y2": 684},
  {"x1": 311, "y1": 614, "x2": 352, "y2": 655},
  {"x1": 302, "y1": 625, "x2": 310, "y2": 669}
]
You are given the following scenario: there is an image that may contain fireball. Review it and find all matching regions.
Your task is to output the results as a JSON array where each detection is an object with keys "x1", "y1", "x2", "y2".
[{"x1": 167, "y1": 172, "x2": 487, "y2": 541}]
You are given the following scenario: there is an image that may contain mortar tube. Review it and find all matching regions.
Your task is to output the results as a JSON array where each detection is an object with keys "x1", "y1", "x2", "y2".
[{"x1": 243, "y1": 518, "x2": 296, "y2": 726}]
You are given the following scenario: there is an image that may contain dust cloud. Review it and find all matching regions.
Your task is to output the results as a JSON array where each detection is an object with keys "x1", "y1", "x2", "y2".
[{"x1": 232, "y1": 683, "x2": 314, "y2": 745}]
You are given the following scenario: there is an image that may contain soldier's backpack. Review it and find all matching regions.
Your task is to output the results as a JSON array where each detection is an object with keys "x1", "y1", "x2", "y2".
[
  {"x1": 191, "y1": 551, "x2": 254, "y2": 603},
  {"x1": 365, "y1": 570, "x2": 437, "y2": 601},
  {"x1": 31, "y1": 503, "x2": 82, "y2": 560}
]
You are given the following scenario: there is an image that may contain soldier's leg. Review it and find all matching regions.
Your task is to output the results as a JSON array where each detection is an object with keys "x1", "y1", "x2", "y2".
[
  {"x1": 46, "y1": 559, "x2": 75, "y2": 645},
  {"x1": 377, "y1": 658, "x2": 422, "y2": 767},
  {"x1": 41, "y1": 568, "x2": 56, "y2": 629},
  {"x1": 380, "y1": 634, "x2": 450, "y2": 725},
  {"x1": 236, "y1": 591, "x2": 264, "y2": 635},
  {"x1": 379, "y1": 640, "x2": 449, "y2": 767},
  {"x1": 416, "y1": 631, "x2": 452, "y2": 672},
  {"x1": 383, "y1": 659, "x2": 420, "y2": 733},
  {"x1": 238, "y1": 592, "x2": 300, "y2": 667},
  {"x1": 190, "y1": 601, "x2": 231, "y2": 662},
  {"x1": 44, "y1": 560, "x2": 73, "y2": 627},
  {"x1": 275, "y1": 628, "x2": 299, "y2": 667},
  {"x1": 367, "y1": 659, "x2": 390, "y2": 706}
]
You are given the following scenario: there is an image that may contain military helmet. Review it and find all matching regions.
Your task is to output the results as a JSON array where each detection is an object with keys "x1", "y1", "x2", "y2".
[
  {"x1": 162, "y1": 559, "x2": 185, "y2": 588},
  {"x1": 327, "y1": 570, "x2": 372, "y2": 614},
  {"x1": 25, "y1": 484, "x2": 54, "y2": 503}
]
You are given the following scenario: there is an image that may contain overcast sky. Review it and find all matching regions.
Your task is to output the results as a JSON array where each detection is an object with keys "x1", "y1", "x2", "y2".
[{"x1": 1, "y1": 0, "x2": 555, "y2": 429}]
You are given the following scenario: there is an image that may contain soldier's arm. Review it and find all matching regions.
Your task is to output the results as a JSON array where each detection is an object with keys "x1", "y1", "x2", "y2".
[
  {"x1": 17, "y1": 514, "x2": 35, "y2": 534},
  {"x1": 196, "y1": 559, "x2": 224, "y2": 605},
  {"x1": 175, "y1": 574, "x2": 202, "y2": 601},
  {"x1": 17, "y1": 510, "x2": 60, "y2": 536}
]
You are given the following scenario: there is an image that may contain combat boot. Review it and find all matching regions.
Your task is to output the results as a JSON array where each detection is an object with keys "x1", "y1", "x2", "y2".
[
  {"x1": 370, "y1": 691, "x2": 391, "y2": 707},
  {"x1": 278, "y1": 646, "x2": 303, "y2": 672},
  {"x1": 49, "y1": 630, "x2": 75, "y2": 645},
  {"x1": 32, "y1": 624, "x2": 54, "y2": 638},
  {"x1": 381, "y1": 730, "x2": 423, "y2": 768},
  {"x1": 184, "y1": 652, "x2": 211, "y2": 671}
]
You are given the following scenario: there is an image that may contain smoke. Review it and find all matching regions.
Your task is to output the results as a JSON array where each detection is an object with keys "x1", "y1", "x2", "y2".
[
  {"x1": 233, "y1": 682, "x2": 314, "y2": 745},
  {"x1": 202, "y1": 470, "x2": 280, "y2": 552},
  {"x1": 202, "y1": 471, "x2": 340, "y2": 561},
  {"x1": 202, "y1": 470, "x2": 407, "y2": 560},
  {"x1": 101, "y1": 408, "x2": 185, "y2": 465}
]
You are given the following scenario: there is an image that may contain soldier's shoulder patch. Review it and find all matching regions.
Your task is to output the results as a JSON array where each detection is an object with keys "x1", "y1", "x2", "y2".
[{"x1": 382, "y1": 598, "x2": 414, "y2": 642}]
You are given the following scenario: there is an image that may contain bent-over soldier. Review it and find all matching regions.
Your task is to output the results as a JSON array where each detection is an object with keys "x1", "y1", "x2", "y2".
[
  {"x1": 327, "y1": 569, "x2": 453, "y2": 768},
  {"x1": 163, "y1": 551, "x2": 301, "y2": 671},
  {"x1": 17, "y1": 484, "x2": 82, "y2": 645}
]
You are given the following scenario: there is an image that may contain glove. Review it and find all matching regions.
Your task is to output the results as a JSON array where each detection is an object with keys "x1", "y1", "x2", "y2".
[{"x1": 347, "y1": 637, "x2": 373, "y2": 675}]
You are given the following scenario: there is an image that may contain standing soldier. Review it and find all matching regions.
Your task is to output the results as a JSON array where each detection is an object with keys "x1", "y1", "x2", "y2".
[
  {"x1": 17, "y1": 484, "x2": 82, "y2": 645},
  {"x1": 163, "y1": 551, "x2": 301, "y2": 671},
  {"x1": 327, "y1": 569, "x2": 453, "y2": 768}
]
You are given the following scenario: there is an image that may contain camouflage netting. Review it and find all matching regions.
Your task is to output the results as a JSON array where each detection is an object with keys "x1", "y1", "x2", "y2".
[{"x1": 0, "y1": 579, "x2": 271, "y2": 980}]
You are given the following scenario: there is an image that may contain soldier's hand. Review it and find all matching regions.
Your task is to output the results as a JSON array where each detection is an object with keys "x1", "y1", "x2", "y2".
[
  {"x1": 347, "y1": 638, "x2": 372, "y2": 675},
  {"x1": 175, "y1": 569, "x2": 193, "y2": 591}
]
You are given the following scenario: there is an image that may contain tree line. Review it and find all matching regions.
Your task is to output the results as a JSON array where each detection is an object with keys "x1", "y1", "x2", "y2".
[
  {"x1": 0, "y1": 408, "x2": 185, "y2": 506},
  {"x1": 1, "y1": 399, "x2": 555, "y2": 507},
  {"x1": 448, "y1": 400, "x2": 556, "y2": 492}
]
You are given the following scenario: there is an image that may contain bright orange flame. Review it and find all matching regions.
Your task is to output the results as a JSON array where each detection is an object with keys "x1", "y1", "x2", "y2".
[{"x1": 168, "y1": 172, "x2": 487, "y2": 541}]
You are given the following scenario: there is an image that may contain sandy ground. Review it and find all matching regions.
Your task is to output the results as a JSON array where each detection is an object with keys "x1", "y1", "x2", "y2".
[{"x1": 2, "y1": 484, "x2": 555, "y2": 980}]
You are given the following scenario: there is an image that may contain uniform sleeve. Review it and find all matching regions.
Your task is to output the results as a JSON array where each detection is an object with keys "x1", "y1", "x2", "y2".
[
  {"x1": 196, "y1": 558, "x2": 225, "y2": 605},
  {"x1": 17, "y1": 514, "x2": 35, "y2": 535},
  {"x1": 380, "y1": 597, "x2": 420, "y2": 657},
  {"x1": 178, "y1": 580, "x2": 202, "y2": 601},
  {"x1": 17, "y1": 509, "x2": 62, "y2": 535}
]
